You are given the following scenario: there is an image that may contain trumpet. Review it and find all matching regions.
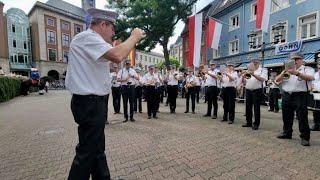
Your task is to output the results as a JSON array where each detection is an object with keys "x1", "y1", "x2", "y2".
[
  {"x1": 242, "y1": 71, "x2": 252, "y2": 80},
  {"x1": 283, "y1": 72, "x2": 290, "y2": 80},
  {"x1": 217, "y1": 72, "x2": 223, "y2": 79}
]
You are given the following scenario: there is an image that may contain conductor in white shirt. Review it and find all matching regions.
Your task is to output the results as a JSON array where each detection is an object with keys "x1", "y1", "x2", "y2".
[{"x1": 65, "y1": 8, "x2": 145, "y2": 180}]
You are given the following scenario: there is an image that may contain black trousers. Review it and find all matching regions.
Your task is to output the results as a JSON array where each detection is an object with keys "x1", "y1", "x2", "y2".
[
  {"x1": 68, "y1": 94, "x2": 110, "y2": 180},
  {"x1": 134, "y1": 86, "x2": 142, "y2": 112},
  {"x1": 167, "y1": 85, "x2": 178, "y2": 112},
  {"x1": 111, "y1": 87, "x2": 121, "y2": 113},
  {"x1": 269, "y1": 88, "x2": 280, "y2": 111},
  {"x1": 121, "y1": 85, "x2": 135, "y2": 119},
  {"x1": 185, "y1": 87, "x2": 196, "y2": 112},
  {"x1": 155, "y1": 87, "x2": 161, "y2": 111},
  {"x1": 159, "y1": 85, "x2": 165, "y2": 103},
  {"x1": 282, "y1": 92, "x2": 310, "y2": 140},
  {"x1": 195, "y1": 86, "x2": 201, "y2": 103},
  {"x1": 313, "y1": 100, "x2": 320, "y2": 126},
  {"x1": 206, "y1": 86, "x2": 218, "y2": 116},
  {"x1": 145, "y1": 86, "x2": 158, "y2": 117},
  {"x1": 222, "y1": 87, "x2": 236, "y2": 121},
  {"x1": 245, "y1": 88, "x2": 262, "y2": 127}
]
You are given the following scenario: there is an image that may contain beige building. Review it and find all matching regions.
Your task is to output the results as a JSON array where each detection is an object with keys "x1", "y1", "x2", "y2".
[
  {"x1": 169, "y1": 36, "x2": 183, "y2": 65},
  {"x1": 0, "y1": 1, "x2": 9, "y2": 73},
  {"x1": 28, "y1": 0, "x2": 93, "y2": 79},
  {"x1": 135, "y1": 50, "x2": 165, "y2": 71}
]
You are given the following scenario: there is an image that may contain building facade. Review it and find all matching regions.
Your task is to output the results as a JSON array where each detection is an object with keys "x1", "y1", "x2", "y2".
[
  {"x1": 28, "y1": 0, "x2": 94, "y2": 79},
  {"x1": 0, "y1": 1, "x2": 9, "y2": 73},
  {"x1": 135, "y1": 50, "x2": 165, "y2": 71},
  {"x1": 169, "y1": 36, "x2": 183, "y2": 65},
  {"x1": 6, "y1": 8, "x2": 32, "y2": 76},
  {"x1": 182, "y1": 0, "x2": 320, "y2": 71}
]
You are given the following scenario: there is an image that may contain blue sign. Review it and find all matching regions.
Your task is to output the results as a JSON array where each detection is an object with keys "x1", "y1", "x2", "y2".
[{"x1": 275, "y1": 40, "x2": 303, "y2": 55}]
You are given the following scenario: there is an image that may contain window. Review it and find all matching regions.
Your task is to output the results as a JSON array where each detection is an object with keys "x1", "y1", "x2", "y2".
[
  {"x1": 74, "y1": 25, "x2": 82, "y2": 34},
  {"x1": 24, "y1": 55, "x2": 28, "y2": 64},
  {"x1": 47, "y1": 18, "x2": 55, "y2": 26},
  {"x1": 18, "y1": 55, "x2": 24, "y2": 63},
  {"x1": 251, "y1": 3, "x2": 257, "y2": 21},
  {"x1": 47, "y1": 30, "x2": 56, "y2": 44},
  {"x1": 10, "y1": 56, "x2": 13, "y2": 62},
  {"x1": 229, "y1": 14, "x2": 240, "y2": 31},
  {"x1": 140, "y1": 55, "x2": 142, "y2": 61},
  {"x1": 13, "y1": 40, "x2": 16, "y2": 48},
  {"x1": 12, "y1": 24, "x2": 15, "y2": 32},
  {"x1": 63, "y1": 51, "x2": 69, "y2": 63},
  {"x1": 248, "y1": 30, "x2": 263, "y2": 50},
  {"x1": 271, "y1": 22, "x2": 287, "y2": 44},
  {"x1": 298, "y1": 13, "x2": 317, "y2": 39},
  {"x1": 24, "y1": 41, "x2": 27, "y2": 49},
  {"x1": 213, "y1": 47, "x2": 221, "y2": 58},
  {"x1": 61, "y1": 22, "x2": 70, "y2": 30},
  {"x1": 48, "y1": 49, "x2": 57, "y2": 61},
  {"x1": 62, "y1": 34, "x2": 70, "y2": 47},
  {"x1": 153, "y1": 57, "x2": 155, "y2": 63},
  {"x1": 229, "y1": 39, "x2": 239, "y2": 55},
  {"x1": 271, "y1": 0, "x2": 290, "y2": 13},
  {"x1": 145, "y1": 56, "x2": 147, "y2": 61},
  {"x1": 149, "y1": 57, "x2": 151, "y2": 62}
]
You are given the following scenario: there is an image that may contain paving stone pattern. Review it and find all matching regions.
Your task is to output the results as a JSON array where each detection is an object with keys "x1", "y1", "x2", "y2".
[{"x1": 1, "y1": 91, "x2": 320, "y2": 180}]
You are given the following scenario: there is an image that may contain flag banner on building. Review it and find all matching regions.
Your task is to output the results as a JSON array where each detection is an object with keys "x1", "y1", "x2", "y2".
[
  {"x1": 256, "y1": 0, "x2": 272, "y2": 32},
  {"x1": 129, "y1": 49, "x2": 136, "y2": 66},
  {"x1": 207, "y1": 18, "x2": 222, "y2": 50},
  {"x1": 188, "y1": 12, "x2": 203, "y2": 68}
]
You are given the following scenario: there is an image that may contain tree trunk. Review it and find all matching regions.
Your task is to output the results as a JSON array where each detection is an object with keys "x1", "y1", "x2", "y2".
[{"x1": 162, "y1": 37, "x2": 170, "y2": 68}]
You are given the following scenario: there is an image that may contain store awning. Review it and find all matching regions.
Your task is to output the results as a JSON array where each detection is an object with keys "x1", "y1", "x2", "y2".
[{"x1": 235, "y1": 53, "x2": 315, "y2": 70}]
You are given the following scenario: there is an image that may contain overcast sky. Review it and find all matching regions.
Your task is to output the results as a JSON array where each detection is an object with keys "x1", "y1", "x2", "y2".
[{"x1": 2, "y1": 0, "x2": 213, "y2": 54}]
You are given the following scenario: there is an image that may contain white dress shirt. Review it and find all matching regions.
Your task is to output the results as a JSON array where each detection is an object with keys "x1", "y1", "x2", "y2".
[
  {"x1": 117, "y1": 68, "x2": 138, "y2": 85},
  {"x1": 206, "y1": 69, "x2": 219, "y2": 86},
  {"x1": 111, "y1": 72, "x2": 121, "y2": 87},
  {"x1": 245, "y1": 67, "x2": 268, "y2": 90},
  {"x1": 65, "y1": 28, "x2": 112, "y2": 96},
  {"x1": 313, "y1": 71, "x2": 320, "y2": 91},
  {"x1": 167, "y1": 71, "x2": 179, "y2": 85},
  {"x1": 282, "y1": 65, "x2": 315, "y2": 92},
  {"x1": 221, "y1": 71, "x2": 238, "y2": 87},
  {"x1": 143, "y1": 73, "x2": 160, "y2": 86},
  {"x1": 194, "y1": 76, "x2": 201, "y2": 86},
  {"x1": 186, "y1": 75, "x2": 196, "y2": 84}
]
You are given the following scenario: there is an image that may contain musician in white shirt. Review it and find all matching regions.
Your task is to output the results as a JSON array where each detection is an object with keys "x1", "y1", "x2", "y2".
[
  {"x1": 184, "y1": 69, "x2": 197, "y2": 114},
  {"x1": 117, "y1": 60, "x2": 139, "y2": 122},
  {"x1": 242, "y1": 59, "x2": 267, "y2": 130},
  {"x1": 134, "y1": 67, "x2": 143, "y2": 113},
  {"x1": 111, "y1": 64, "x2": 121, "y2": 114},
  {"x1": 166, "y1": 65, "x2": 179, "y2": 113},
  {"x1": 311, "y1": 63, "x2": 320, "y2": 131},
  {"x1": 203, "y1": 60, "x2": 220, "y2": 119},
  {"x1": 143, "y1": 65, "x2": 160, "y2": 119},
  {"x1": 275, "y1": 52, "x2": 315, "y2": 146},
  {"x1": 221, "y1": 63, "x2": 238, "y2": 124}
]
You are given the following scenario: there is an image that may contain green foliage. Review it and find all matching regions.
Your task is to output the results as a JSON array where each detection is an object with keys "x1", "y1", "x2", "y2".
[
  {"x1": 107, "y1": 0, "x2": 197, "y2": 62},
  {"x1": 0, "y1": 76, "x2": 22, "y2": 103},
  {"x1": 157, "y1": 56, "x2": 180, "y2": 70}
]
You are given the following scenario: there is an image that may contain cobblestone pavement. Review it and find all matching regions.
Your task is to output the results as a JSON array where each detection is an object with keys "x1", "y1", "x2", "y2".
[{"x1": 1, "y1": 90, "x2": 320, "y2": 180}]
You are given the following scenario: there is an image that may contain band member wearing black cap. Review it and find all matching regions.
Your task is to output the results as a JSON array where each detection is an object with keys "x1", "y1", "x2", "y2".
[
  {"x1": 134, "y1": 67, "x2": 143, "y2": 113},
  {"x1": 166, "y1": 65, "x2": 179, "y2": 113},
  {"x1": 242, "y1": 58, "x2": 267, "y2": 130},
  {"x1": 275, "y1": 52, "x2": 315, "y2": 146},
  {"x1": 65, "y1": 7, "x2": 146, "y2": 180},
  {"x1": 203, "y1": 60, "x2": 219, "y2": 119},
  {"x1": 111, "y1": 64, "x2": 121, "y2": 114},
  {"x1": 117, "y1": 60, "x2": 139, "y2": 122},
  {"x1": 221, "y1": 63, "x2": 238, "y2": 124},
  {"x1": 184, "y1": 69, "x2": 197, "y2": 114},
  {"x1": 143, "y1": 65, "x2": 160, "y2": 119}
]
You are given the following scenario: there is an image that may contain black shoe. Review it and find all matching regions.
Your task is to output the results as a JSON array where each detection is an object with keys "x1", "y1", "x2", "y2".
[
  {"x1": 242, "y1": 124, "x2": 252, "y2": 127},
  {"x1": 130, "y1": 118, "x2": 135, "y2": 122},
  {"x1": 123, "y1": 119, "x2": 128, "y2": 123},
  {"x1": 153, "y1": 116, "x2": 158, "y2": 119},
  {"x1": 274, "y1": 110, "x2": 279, "y2": 113},
  {"x1": 139, "y1": 111, "x2": 142, "y2": 113},
  {"x1": 203, "y1": 114, "x2": 211, "y2": 117},
  {"x1": 311, "y1": 125, "x2": 320, "y2": 131},
  {"x1": 301, "y1": 139, "x2": 310, "y2": 146},
  {"x1": 192, "y1": 111, "x2": 195, "y2": 114},
  {"x1": 252, "y1": 126, "x2": 259, "y2": 130},
  {"x1": 184, "y1": 111, "x2": 189, "y2": 113},
  {"x1": 228, "y1": 121, "x2": 233, "y2": 124},
  {"x1": 277, "y1": 133, "x2": 292, "y2": 139},
  {"x1": 148, "y1": 116, "x2": 151, "y2": 119},
  {"x1": 212, "y1": 115, "x2": 217, "y2": 119},
  {"x1": 165, "y1": 104, "x2": 168, "y2": 106},
  {"x1": 268, "y1": 109, "x2": 273, "y2": 112},
  {"x1": 113, "y1": 112, "x2": 117, "y2": 114}
]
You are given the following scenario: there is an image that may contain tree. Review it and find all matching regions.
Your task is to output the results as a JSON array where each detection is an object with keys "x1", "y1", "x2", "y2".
[
  {"x1": 157, "y1": 56, "x2": 180, "y2": 70},
  {"x1": 107, "y1": 0, "x2": 197, "y2": 66}
]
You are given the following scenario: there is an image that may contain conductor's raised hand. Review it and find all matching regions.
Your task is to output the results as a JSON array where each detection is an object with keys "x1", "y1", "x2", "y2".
[{"x1": 131, "y1": 28, "x2": 146, "y2": 42}]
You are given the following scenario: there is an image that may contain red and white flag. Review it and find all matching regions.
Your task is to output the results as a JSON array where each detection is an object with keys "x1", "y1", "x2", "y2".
[
  {"x1": 188, "y1": 12, "x2": 203, "y2": 68},
  {"x1": 207, "y1": 18, "x2": 222, "y2": 50},
  {"x1": 256, "y1": 0, "x2": 272, "y2": 32}
]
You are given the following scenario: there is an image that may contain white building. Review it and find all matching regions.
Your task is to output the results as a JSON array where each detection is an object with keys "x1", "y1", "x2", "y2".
[
  {"x1": 169, "y1": 36, "x2": 183, "y2": 65},
  {"x1": 135, "y1": 50, "x2": 165, "y2": 71}
]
